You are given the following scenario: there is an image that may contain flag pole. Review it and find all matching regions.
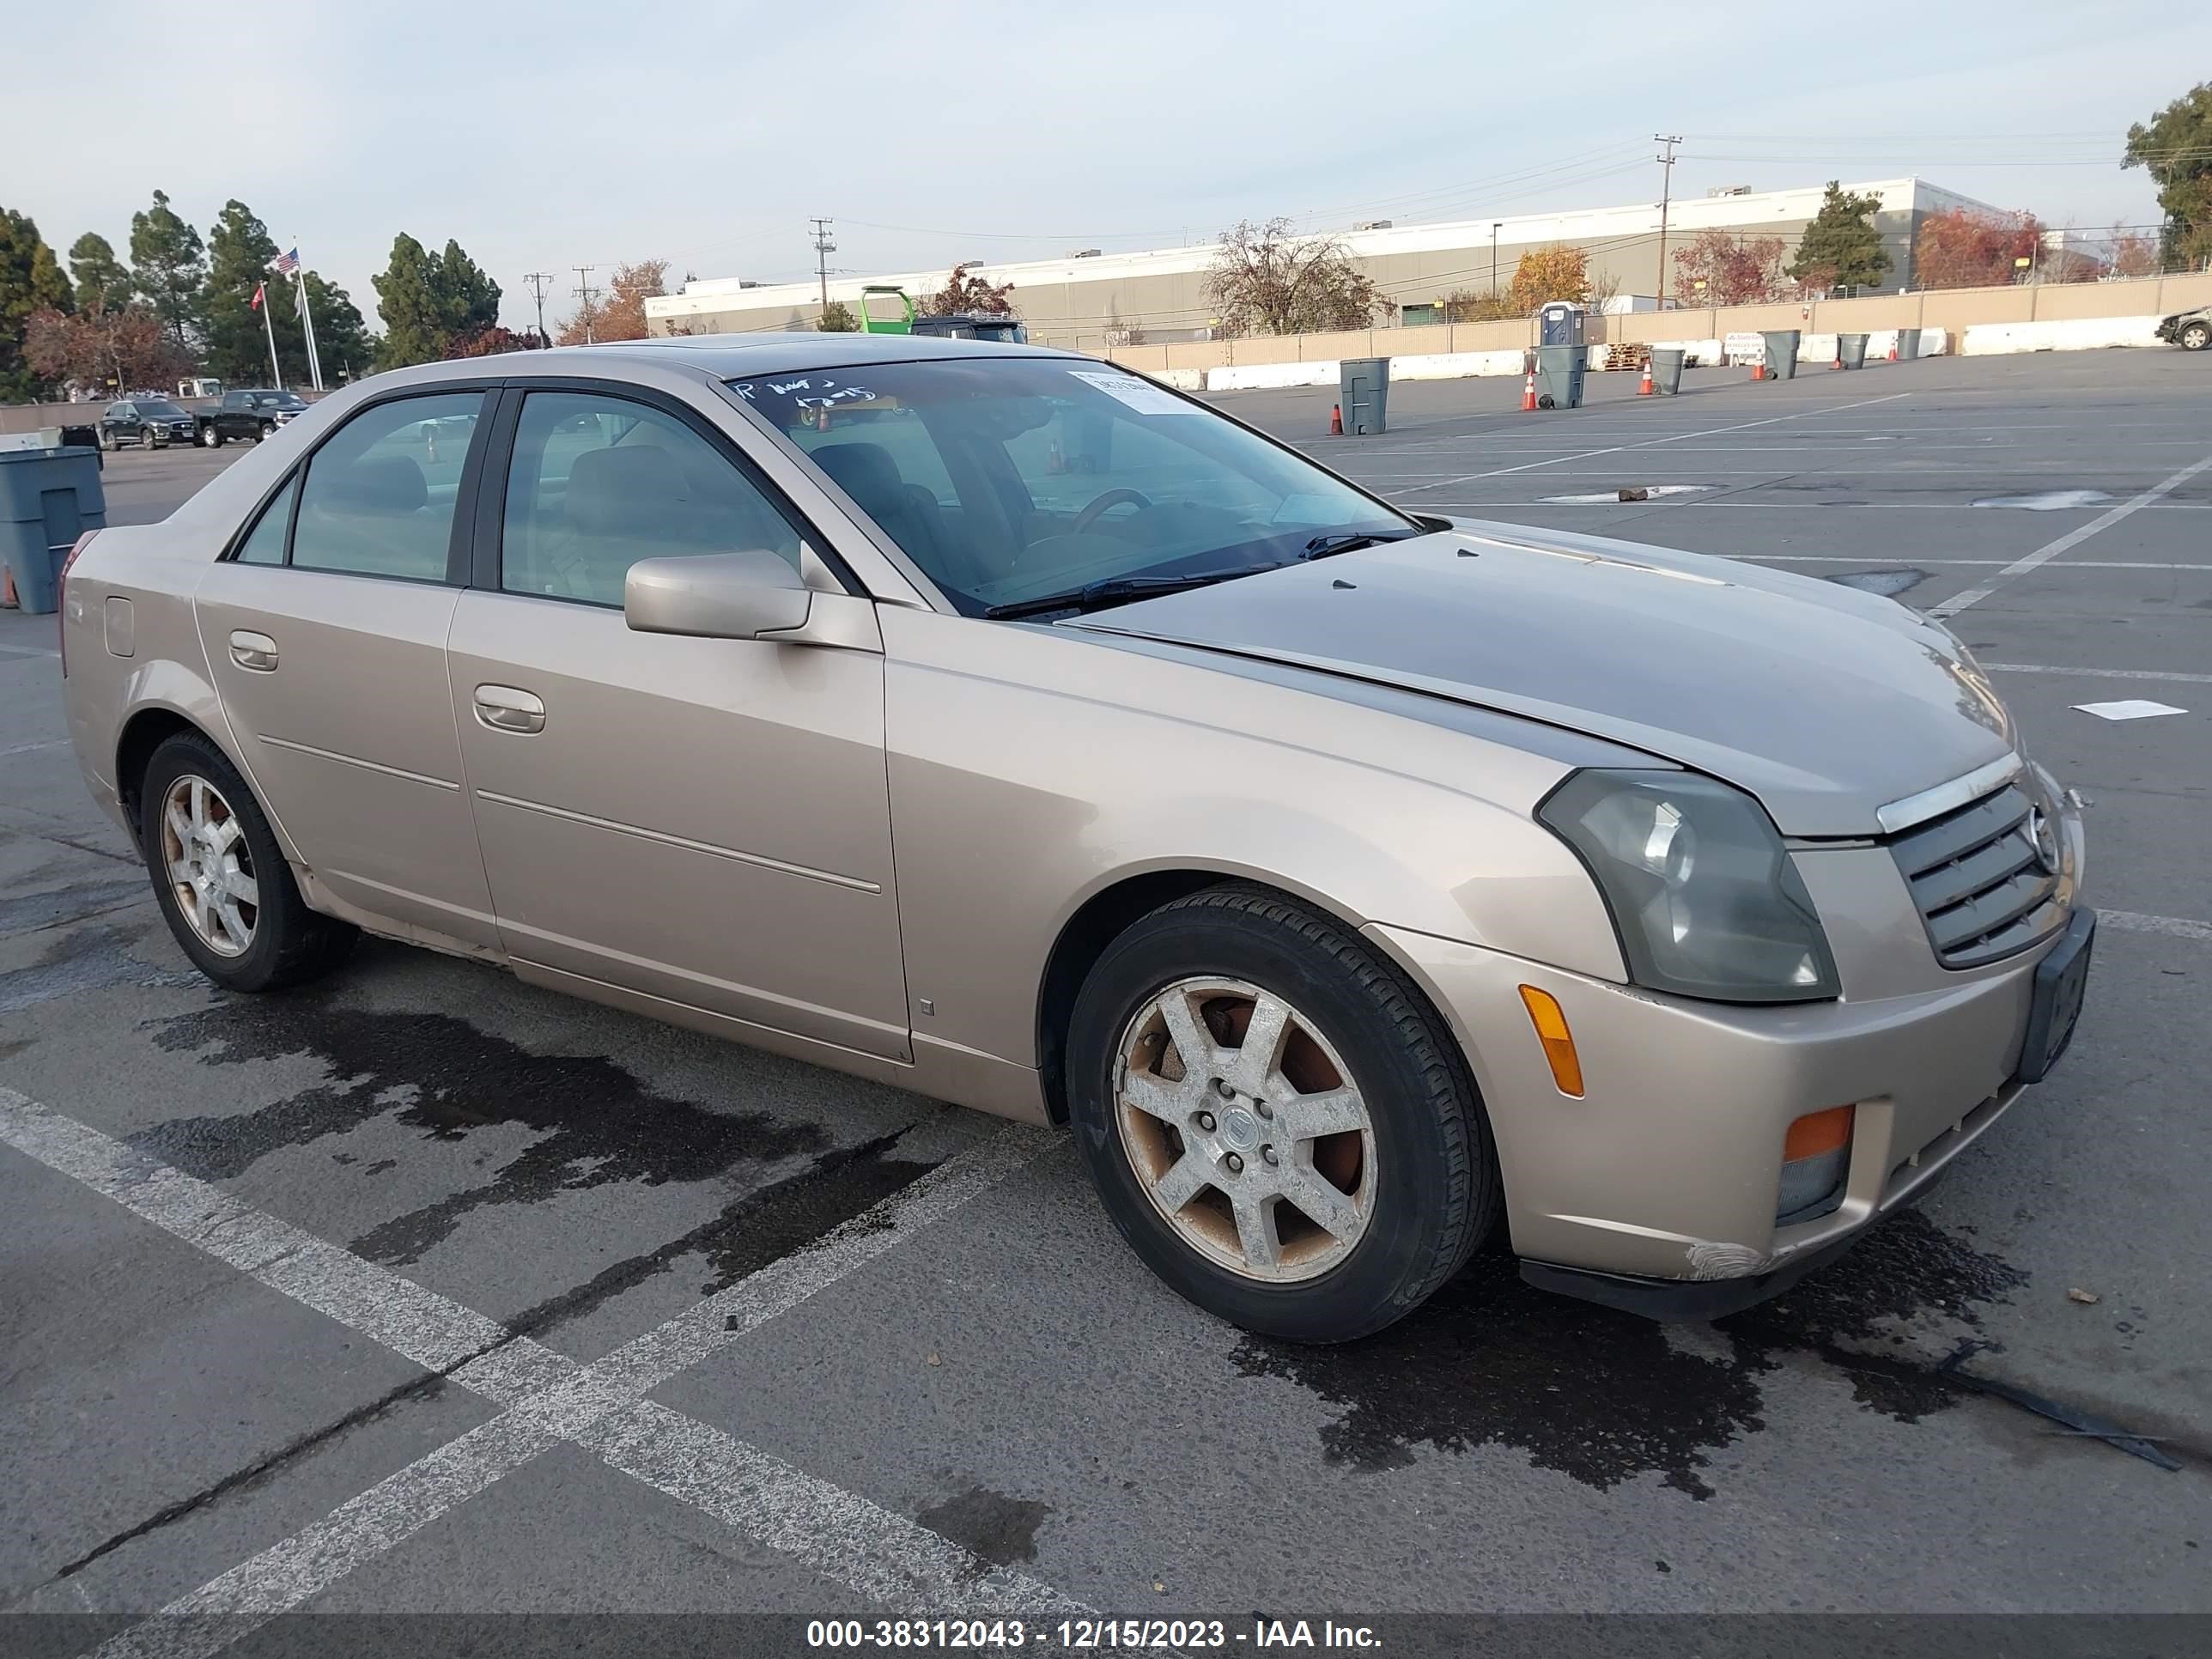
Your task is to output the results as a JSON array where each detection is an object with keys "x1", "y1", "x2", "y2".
[
  {"x1": 295, "y1": 269, "x2": 324, "y2": 392},
  {"x1": 258, "y1": 284, "x2": 283, "y2": 390}
]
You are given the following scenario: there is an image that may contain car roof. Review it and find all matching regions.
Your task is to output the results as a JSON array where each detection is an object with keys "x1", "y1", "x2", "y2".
[{"x1": 538, "y1": 331, "x2": 1076, "y2": 379}]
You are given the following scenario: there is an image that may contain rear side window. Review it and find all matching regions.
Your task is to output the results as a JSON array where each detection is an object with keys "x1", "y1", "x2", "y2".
[
  {"x1": 233, "y1": 479, "x2": 295, "y2": 565},
  {"x1": 290, "y1": 392, "x2": 483, "y2": 581}
]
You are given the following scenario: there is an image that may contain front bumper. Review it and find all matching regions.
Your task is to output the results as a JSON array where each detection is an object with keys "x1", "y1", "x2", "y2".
[{"x1": 1372, "y1": 851, "x2": 2087, "y2": 1306}]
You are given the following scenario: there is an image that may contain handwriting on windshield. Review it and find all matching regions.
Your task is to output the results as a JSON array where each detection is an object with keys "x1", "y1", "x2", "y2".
[{"x1": 731, "y1": 378, "x2": 879, "y2": 410}]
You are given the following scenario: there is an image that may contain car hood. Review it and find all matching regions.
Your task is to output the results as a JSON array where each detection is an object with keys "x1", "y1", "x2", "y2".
[{"x1": 1066, "y1": 521, "x2": 2017, "y2": 837}]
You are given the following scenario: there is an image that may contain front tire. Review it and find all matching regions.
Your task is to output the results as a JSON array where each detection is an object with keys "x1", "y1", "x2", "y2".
[
  {"x1": 138, "y1": 732, "x2": 357, "y2": 993},
  {"x1": 257, "y1": 421, "x2": 275, "y2": 441},
  {"x1": 1067, "y1": 884, "x2": 1498, "y2": 1343},
  {"x1": 2182, "y1": 321, "x2": 2211, "y2": 352},
  {"x1": 200, "y1": 422, "x2": 221, "y2": 447},
  {"x1": 96, "y1": 427, "x2": 113, "y2": 452}
]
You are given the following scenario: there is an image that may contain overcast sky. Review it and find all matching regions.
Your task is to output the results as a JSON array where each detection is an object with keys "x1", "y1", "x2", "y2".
[{"x1": 5, "y1": 0, "x2": 2185, "y2": 332}]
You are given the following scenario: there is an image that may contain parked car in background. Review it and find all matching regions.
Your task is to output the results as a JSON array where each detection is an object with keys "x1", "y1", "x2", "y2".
[
  {"x1": 97, "y1": 398, "x2": 198, "y2": 450},
  {"x1": 2155, "y1": 305, "x2": 2210, "y2": 351},
  {"x1": 197, "y1": 389, "x2": 310, "y2": 447},
  {"x1": 56, "y1": 336, "x2": 2094, "y2": 1345}
]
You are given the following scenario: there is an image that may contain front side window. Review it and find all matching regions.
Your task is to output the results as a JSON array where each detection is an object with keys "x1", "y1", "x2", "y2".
[
  {"x1": 500, "y1": 391, "x2": 804, "y2": 607},
  {"x1": 733, "y1": 360, "x2": 1408, "y2": 613},
  {"x1": 290, "y1": 392, "x2": 483, "y2": 581}
]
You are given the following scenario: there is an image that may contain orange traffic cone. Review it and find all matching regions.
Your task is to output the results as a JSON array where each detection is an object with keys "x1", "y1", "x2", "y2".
[
  {"x1": 1887, "y1": 339, "x2": 1899, "y2": 361},
  {"x1": 1520, "y1": 369, "x2": 1538, "y2": 412},
  {"x1": 1329, "y1": 403, "x2": 1343, "y2": 435},
  {"x1": 1751, "y1": 362, "x2": 1766, "y2": 380},
  {"x1": 1638, "y1": 361, "x2": 1654, "y2": 397},
  {"x1": 1, "y1": 565, "x2": 16, "y2": 609}
]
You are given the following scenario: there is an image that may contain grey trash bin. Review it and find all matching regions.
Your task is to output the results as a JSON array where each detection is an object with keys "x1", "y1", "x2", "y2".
[
  {"x1": 1894, "y1": 327, "x2": 1923, "y2": 362},
  {"x1": 1650, "y1": 348, "x2": 1686, "y2": 396},
  {"x1": 1, "y1": 447, "x2": 106, "y2": 615},
  {"x1": 1534, "y1": 343, "x2": 1586, "y2": 409},
  {"x1": 1759, "y1": 330, "x2": 1802, "y2": 380},
  {"x1": 1340, "y1": 357, "x2": 1390, "y2": 434},
  {"x1": 1836, "y1": 333, "x2": 1869, "y2": 370}
]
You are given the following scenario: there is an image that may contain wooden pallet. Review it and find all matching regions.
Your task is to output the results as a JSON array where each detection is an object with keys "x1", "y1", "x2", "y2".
[{"x1": 1601, "y1": 342, "x2": 1652, "y2": 371}]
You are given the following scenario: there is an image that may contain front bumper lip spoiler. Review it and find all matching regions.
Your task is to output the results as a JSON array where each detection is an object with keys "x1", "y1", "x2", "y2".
[{"x1": 1518, "y1": 1175, "x2": 1944, "y2": 1322}]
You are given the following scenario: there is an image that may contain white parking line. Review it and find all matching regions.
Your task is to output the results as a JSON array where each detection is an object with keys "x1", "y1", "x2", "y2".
[
  {"x1": 1, "y1": 738, "x2": 72, "y2": 758},
  {"x1": 2103, "y1": 910, "x2": 2212, "y2": 944},
  {"x1": 1389, "y1": 392, "x2": 1913, "y2": 495},
  {"x1": 0, "y1": 641, "x2": 61, "y2": 659},
  {"x1": 1929, "y1": 451, "x2": 2212, "y2": 620},
  {"x1": 1727, "y1": 558, "x2": 2212, "y2": 570},
  {"x1": 0, "y1": 1087, "x2": 1071, "y2": 1650},
  {"x1": 1980, "y1": 664, "x2": 2212, "y2": 684}
]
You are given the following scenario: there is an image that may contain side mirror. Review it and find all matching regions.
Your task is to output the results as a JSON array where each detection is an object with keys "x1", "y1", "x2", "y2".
[{"x1": 624, "y1": 550, "x2": 812, "y2": 640}]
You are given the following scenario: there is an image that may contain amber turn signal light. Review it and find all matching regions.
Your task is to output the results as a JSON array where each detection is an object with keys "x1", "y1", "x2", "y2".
[
  {"x1": 1517, "y1": 985, "x2": 1585, "y2": 1098},
  {"x1": 1784, "y1": 1103, "x2": 1855, "y2": 1160}
]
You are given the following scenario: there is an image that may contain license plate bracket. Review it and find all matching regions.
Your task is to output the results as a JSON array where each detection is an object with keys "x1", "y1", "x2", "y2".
[{"x1": 2017, "y1": 908, "x2": 2094, "y2": 1085}]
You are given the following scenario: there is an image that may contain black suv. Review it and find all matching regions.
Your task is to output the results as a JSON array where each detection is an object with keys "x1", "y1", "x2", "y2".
[
  {"x1": 97, "y1": 398, "x2": 197, "y2": 450},
  {"x1": 200, "y1": 388, "x2": 309, "y2": 447}
]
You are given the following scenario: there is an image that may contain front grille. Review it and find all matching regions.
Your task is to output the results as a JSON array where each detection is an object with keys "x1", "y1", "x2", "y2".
[{"x1": 1887, "y1": 779, "x2": 2064, "y2": 969}]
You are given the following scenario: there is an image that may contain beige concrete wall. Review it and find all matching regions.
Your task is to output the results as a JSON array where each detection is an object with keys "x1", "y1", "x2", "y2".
[{"x1": 0, "y1": 403, "x2": 106, "y2": 436}]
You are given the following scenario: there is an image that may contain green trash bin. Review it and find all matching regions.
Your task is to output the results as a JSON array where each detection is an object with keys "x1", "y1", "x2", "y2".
[
  {"x1": 1894, "y1": 327, "x2": 1923, "y2": 362},
  {"x1": 1534, "y1": 343, "x2": 1585, "y2": 409},
  {"x1": 1837, "y1": 332, "x2": 1869, "y2": 370},
  {"x1": 0, "y1": 447, "x2": 106, "y2": 615},
  {"x1": 1759, "y1": 330, "x2": 1801, "y2": 380},
  {"x1": 1650, "y1": 348, "x2": 1686, "y2": 396},
  {"x1": 1339, "y1": 357, "x2": 1390, "y2": 434}
]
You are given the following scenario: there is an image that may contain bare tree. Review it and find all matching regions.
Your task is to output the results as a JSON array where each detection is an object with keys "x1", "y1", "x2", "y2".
[{"x1": 1204, "y1": 218, "x2": 1381, "y2": 337}]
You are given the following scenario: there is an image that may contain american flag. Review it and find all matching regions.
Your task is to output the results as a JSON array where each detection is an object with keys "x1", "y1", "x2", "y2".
[{"x1": 270, "y1": 247, "x2": 301, "y2": 276}]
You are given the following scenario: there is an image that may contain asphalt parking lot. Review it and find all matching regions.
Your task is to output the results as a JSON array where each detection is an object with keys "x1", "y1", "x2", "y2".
[{"x1": 2, "y1": 350, "x2": 2208, "y2": 1649}]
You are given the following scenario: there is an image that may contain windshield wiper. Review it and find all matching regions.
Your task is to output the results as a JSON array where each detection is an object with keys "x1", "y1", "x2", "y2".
[
  {"x1": 1302, "y1": 528, "x2": 1419, "y2": 560},
  {"x1": 984, "y1": 564, "x2": 1285, "y2": 620}
]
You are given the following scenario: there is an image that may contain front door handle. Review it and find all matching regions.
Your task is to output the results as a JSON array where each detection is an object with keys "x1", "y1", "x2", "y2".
[
  {"x1": 473, "y1": 684, "x2": 546, "y2": 734},
  {"x1": 229, "y1": 629, "x2": 278, "y2": 672}
]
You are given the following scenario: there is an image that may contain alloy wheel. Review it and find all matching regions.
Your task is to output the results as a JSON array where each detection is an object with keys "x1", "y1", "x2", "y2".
[
  {"x1": 160, "y1": 774, "x2": 259, "y2": 957},
  {"x1": 1114, "y1": 975, "x2": 1377, "y2": 1282}
]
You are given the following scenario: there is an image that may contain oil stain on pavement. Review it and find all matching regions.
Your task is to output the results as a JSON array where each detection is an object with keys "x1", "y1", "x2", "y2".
[
  {"x1": 1233, "y1": 1210, "x2": 2025, "y2": 1499},
  {"x1": 136, "y1": 991, "x2": 832, "y2": 1265},
  {"x1": 915, "y1": 1485, "x2": 1053, "y2": 1567}
]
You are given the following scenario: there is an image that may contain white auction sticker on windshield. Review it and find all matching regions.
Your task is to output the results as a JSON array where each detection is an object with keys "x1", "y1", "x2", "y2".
[{"x1": 1069, "y1": 370, "x2": 1190, "y2": 416}]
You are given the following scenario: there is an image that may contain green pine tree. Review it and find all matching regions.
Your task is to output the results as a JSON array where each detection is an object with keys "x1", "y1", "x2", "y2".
[
  {"x1": 2125, "y1": 82, "x2": 2212, "y2": 266},
  {"x1": 67, "y1": 233, "x2": 133, "y2": 312},
  {"x1": 1787, "y1": 182, "x2": 1893, "y2": 293},
  {"x1": 203, "y1": 200, "x2": 287, "y2": 385},
  {"x1": 373, "y1": 234, "x2": 502, "y2": 368},
  {"x1": 2, "y1": 206, "x2": 74, "y2": 401},
  {"x1": 129, "y1": 190, "x2": 208, "y2": 353}
]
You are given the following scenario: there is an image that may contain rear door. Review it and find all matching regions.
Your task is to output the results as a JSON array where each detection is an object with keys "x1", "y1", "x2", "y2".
[
  {"x1": 195, "y1": 386, "x2": 501, "y2": 946},
  {"x1": 444, "y1": 381, "x2": 908, "y2": 1058}
]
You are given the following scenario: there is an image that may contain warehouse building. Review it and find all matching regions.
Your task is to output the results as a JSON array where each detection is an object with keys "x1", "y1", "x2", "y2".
[{"x1": 644, "y1": 178, "x2": 1998, "y2": 348}]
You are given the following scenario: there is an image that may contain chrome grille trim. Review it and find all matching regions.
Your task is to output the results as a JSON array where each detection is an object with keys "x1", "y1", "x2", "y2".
[{"x1": 1875, "y1": 752, "x2": 2024, "y2": 835}]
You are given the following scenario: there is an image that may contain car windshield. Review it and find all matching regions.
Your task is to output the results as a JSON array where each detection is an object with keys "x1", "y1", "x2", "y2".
[
  {"x1": 141, "y1": 401, "x2": 188, "y2": 419},
  {"x1": 730, "y1": 358, "x2": 1413, "y2": 614}
]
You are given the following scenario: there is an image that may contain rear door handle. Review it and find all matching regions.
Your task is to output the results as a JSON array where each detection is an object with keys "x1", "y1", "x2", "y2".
[
  {"x1": 229, "y1": 629, "x2": 278, "y2": 672},
  {"x1": 473, "y1": 684, "x2": 546, "y2": 734}
]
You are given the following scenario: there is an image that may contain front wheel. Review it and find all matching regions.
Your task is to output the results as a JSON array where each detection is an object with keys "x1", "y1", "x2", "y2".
[
  {"x1": 200, "y1": 422, "x2": 221, "y2": 447},
  {"x1": 1067, "y1": 884, "x2": 1498, "y2": 1343},
  {"x1": 96, "y1": 427, "x2": 113, "y2": 452},
  {"x1": 138, "y1": 731, "x2": 358, "y2": 993},
  {"x1": 257, "y1": 421, "x2": 275, "y2": 441},
  {"x1": 2181, "y1": 321, "x2": 2211, "y2": 352}
]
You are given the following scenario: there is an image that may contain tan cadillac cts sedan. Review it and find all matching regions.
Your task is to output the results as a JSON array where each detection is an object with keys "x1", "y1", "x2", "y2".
[{"x1": 58, "y1": 335, "x2": 2094, "y2": 1343}]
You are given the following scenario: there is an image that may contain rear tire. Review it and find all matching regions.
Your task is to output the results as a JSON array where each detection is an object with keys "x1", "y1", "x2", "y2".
[
  {"x1": 1066, "y1": 884, "x2": 1499, "y2": 1344},
  {"x1": 2182, "y1": 321, "x2": 2211, "y2": 352},
  {"x1": 138, "y1": 731, "x2": 357, "y2": 993}
]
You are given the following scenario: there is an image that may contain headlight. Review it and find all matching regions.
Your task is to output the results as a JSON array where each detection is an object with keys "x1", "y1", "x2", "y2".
[{"x1": 1539, "y1": 769, "x2": 1839, "y2": 1003}]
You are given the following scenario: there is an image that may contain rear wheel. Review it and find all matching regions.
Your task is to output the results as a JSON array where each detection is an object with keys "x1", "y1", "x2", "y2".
[
  {"x1": 138, "y1": 732, "x2": 357, "y2": 993},
  {"x1": 257, "y1": 421, "x2": 275, "y2": 441},
  {"x1": 1067, "y1": 884, "x2": 1498, "y2": 1343},
  {"x1": 2182, "y1": 321, "x2": 2211, "y2": 352}
]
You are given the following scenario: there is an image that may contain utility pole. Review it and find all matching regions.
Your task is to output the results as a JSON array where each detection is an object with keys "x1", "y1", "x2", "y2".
[
  {"x1": 809, "y1": 217, "x2": 836, "y2": 315},
  {"x1": 1492, "y1": 222, "x2": 1502, "y2": 297},
  {"x1": 1654, "y1": 134, "x2": 1683, "y2": 309},
  {"x1": 572, "y1": 265, "x2": 601, "y2": 345},
  {"x1": 523, "y1": 271, "x2": 555, "y2": 347}
]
